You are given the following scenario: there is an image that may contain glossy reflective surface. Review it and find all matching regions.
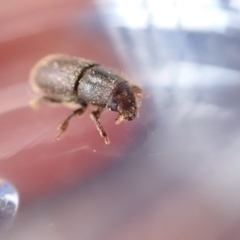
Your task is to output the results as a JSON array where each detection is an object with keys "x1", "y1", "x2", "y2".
[
  {"x1": 1, "y1": 0, "x2": 240, "y2": 239},
  {"x1": 0, "y1": 179, "x2": 19, "y2": 231}
]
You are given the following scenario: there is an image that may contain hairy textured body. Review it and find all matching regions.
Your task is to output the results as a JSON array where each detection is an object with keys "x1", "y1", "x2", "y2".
[{"x1": 30, "y1": 54, "x2": 142, "y2": 144}]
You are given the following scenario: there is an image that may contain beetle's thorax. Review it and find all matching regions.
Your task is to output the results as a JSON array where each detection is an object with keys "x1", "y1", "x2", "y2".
[{"x1": 77, "y1": 65, "x2": 126, "y2": 107}]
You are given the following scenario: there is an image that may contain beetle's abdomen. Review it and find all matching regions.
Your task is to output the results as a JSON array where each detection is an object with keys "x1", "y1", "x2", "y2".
[
  {"x1": 30, "y1": 54, "x2": 93, "y2": 102},
  {"x1": 77, "y1": 65, "x2": 126, "y2": 107}
]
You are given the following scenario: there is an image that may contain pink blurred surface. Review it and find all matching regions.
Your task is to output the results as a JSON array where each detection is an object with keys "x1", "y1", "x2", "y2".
[
  {"x1": 0, "y1": 0, "x2": 142, "y2": 204},
  {"x1": 2, "y1": 1, "x2": 240, "y2": 240}
]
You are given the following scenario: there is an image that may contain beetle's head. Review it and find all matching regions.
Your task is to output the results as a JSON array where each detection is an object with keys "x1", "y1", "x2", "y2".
[{"x1": 107, "y1": 83, "x2": 138, "y2": 123}]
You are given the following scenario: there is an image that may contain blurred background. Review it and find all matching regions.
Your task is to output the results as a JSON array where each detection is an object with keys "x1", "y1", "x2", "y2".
[{"x1": 1, "y1": 0, "x2": 240, "y2": 239}]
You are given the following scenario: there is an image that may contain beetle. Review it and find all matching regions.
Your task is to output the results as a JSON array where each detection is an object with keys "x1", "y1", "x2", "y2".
[{"x1": 29, "y1": 54, "x2": 142, "y2": 144}]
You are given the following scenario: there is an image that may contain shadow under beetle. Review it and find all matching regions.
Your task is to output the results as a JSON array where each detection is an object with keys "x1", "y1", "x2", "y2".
[{"x1": 30, "y1": 54, "x2": 142, "y2": 144}]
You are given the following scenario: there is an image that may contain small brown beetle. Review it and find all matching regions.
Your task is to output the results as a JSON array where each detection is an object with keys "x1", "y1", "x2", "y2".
[{"x1": 30, "y1": 54, "x2": 142, "y2": 144}]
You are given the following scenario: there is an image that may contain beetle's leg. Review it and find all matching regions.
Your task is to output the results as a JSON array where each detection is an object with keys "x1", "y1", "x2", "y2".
[
  {"x1": 56, "y1": 105, "x2": 87, "y2": 140},
  {"x1": 90, "y1": 108, "x2": 110, "y2": 144},
  {"x1": 29, "y1": 96, "x2": 63, "y2": 110},
  {"x1": 131, "y1": 85, "x2": 142, "y2": 100},
  {"x1": 115, "y1": 114, "x2": 124, "y2": 125}
]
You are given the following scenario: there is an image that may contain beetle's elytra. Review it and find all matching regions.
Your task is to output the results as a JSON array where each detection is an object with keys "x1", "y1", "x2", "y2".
[{"x1": 30, "y1": 54, "x2": 142, "y2": 144}]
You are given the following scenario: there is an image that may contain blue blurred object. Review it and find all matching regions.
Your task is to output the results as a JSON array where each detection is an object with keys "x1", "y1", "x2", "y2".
[{"x1": 0, "y1": 179, "x2": 19, "y2": 231}]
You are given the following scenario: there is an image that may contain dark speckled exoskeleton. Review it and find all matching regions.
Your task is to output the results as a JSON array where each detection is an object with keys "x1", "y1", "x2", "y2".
[{"x1": 30, "y1": 54, "x2": 142, "y2": 144}]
